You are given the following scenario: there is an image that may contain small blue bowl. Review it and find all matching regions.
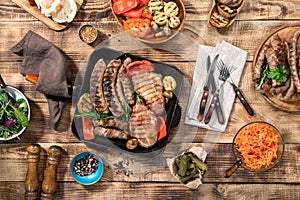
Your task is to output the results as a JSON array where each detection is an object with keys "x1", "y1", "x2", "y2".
[{"x1": 70, "y1": 152, "x2": 104, "y2": 185}]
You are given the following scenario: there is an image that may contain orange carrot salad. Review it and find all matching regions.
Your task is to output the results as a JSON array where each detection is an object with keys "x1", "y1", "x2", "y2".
[{"x1": 235, "y1": 123, "x2": 279, "y2": 170}]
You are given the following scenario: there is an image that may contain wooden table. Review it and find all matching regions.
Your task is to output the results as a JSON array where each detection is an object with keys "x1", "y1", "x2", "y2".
[{"x1": 1, "y1": 0, "x2": 300, "y2": 199}]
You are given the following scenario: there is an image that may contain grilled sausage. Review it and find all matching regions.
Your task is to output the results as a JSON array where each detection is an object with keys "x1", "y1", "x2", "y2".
[
  {"x1": 93, "y1": 59, "x2": 109, "y2": 114},
  {"x1": 102, "y1": 59, "x2": 125, "y2": 117},
  {"x1": 119, "y1": 57, "x2": 135, "y2": 105},
  {"x1": 289, "y1": 29, "x2": 300, "y2": 92},
  {"x1": 92, "y1": 118, "x2": 128, "y2": 131},
  {"x1": 94, "y1": 126, "x2": 129, "y2": 140}
]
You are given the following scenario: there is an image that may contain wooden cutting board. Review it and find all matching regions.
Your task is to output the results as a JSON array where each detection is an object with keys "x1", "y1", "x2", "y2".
[
  {"x1": 253, "y1": 24, "x2": 300, "y2": 112},
  {"x1": 12, "y1": 0, "x2": 83, "y2": 31}
]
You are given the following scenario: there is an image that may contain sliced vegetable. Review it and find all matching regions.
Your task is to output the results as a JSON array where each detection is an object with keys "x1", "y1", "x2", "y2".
[
  {"x1": 121, "y1": 7, "x2": 144, "y2": 18},
  {"x1": 123, "y1": 18, "x2": 151, "y2": 38},
  {"x1": 147, "y1": 0, "x2": 164, "y2": 12},
  {"x1": 141, "y1": 9, "x2": 153, "y2": 20},
  {"x1": 142, "y1": 32, "x2": 155, "y2": 40},
  {"x1": 163, "y1": 75, "x2": 177, "y2": 91},
  {"x1": 82, "y1": 116, "x2": 95, "y2": 140},
  {"x1": 138, "y1": 0, "x2": 150, "y2": 6},
  {"x1": 153, "y1": 11, "x2": 168, "y2": 26},
  {"x1": 112, "y1": 0, "x2": 139, "y2": 14},
  {"x1": 125, "y1": 60, "x2": 154, "y2": 76},
  {"x1": 126, "y1": 138, "x2": 138, "y2": 149},
  {"x1": 25, "y1": 74, "x2": 39, "y2": 84},
  {"x1": 157, "y1": 115, "x2": 166, "y2": 141}
]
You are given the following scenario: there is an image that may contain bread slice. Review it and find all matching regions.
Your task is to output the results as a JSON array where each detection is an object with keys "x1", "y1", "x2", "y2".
[
  {"x1": 51, "y1": 0, "x2": 78, "y2": 23},
  {"x1": 34, "y1": 0, "x2": 63, "y2": 17}
]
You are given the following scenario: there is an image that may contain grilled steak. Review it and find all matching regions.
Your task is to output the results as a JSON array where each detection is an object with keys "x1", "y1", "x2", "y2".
[
  {"x1": 129, "y1": 101, "x2": 158, "y2": 148},
  {"x1": 93, "y1": 59, "x2": 109, "y2": 114},
  {"x1": 94, "y1": 126, "x2": 129, "y2": 140},
  {"x1": 131, "y1": 72, "x2": 165, "y2": 115},
  {"x1": 102, "y1": 59, "x2": 125, "y2": 117}
]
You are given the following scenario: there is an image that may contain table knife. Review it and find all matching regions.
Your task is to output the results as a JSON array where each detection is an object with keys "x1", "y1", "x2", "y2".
[
  {"x1": 204, "y1": 60, "x2": 225, "y2": 125},
  {"x1": 197, "y1": 54, "x2": 219, "y2": 121}
]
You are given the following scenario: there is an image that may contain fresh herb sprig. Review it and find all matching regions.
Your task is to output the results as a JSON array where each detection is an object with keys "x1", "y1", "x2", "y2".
[
  {"x1": 257, "y1": 64, "x2": 270, "y2": 90},
  {"x1": 74, "y1": 110, "x2": 113, "y2": 120},
  {"x1": 256, "y1": 64, "x2": 288, "y2": 90}
]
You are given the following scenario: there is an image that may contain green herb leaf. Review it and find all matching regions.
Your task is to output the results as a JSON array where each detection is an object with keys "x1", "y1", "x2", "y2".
[
  {"x1": 9, "y1": 104, "x2": 29, "y2": 127},
  {"x1": 267, "y1": 65, "x2": 288, "y2": 83}
]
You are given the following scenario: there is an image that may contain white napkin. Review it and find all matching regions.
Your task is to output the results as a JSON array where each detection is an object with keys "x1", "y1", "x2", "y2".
[{"x1": 185, "y1": 41, "x2": 248, "y2": 132}]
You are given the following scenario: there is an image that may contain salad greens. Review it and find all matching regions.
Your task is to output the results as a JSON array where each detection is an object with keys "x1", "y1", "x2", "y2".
[{"x1": 0, "y1": 90, "x2": 29, "y2": 139}]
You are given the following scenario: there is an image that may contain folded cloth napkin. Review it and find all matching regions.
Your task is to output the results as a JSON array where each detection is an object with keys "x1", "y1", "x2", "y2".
[
  {"x1": 11, "y1": 30, "x2": 72, "y2": 129},
  {"x1": 185, "y1": 41, "x2": 248, "y2": 132}
]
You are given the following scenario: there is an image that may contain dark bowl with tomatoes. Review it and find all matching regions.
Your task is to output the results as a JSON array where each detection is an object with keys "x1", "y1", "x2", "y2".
[
  {"x1": 111, "y1": 0, "x2": 186, "y2": 44},
  {"x1": 71, "y1": 47, "x2": 183, "y2": 158}
]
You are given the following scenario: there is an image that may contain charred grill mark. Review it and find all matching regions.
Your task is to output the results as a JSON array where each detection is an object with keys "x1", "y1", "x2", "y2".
[
  {"x1": 102, "y1": 59, "x2": 125, "y2": 117},
  {"x1": 289, "y1": 29, "x2": 300, "y2": 92},
  {"x1": 93, "y1": 59, "x2": 109, "y2": 114},
  {"x1": 132, "y1": 72, "x2": 165, "y2": 115},
  {"x1": 94, "y1": 126, "x2": 129, "y2": 140}
]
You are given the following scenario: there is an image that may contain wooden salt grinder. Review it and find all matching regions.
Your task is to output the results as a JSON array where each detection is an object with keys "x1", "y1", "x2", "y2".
[
  {"x1": 40, "y1": 145, "x2": 63, "y2": 200},
  {"x1": 25, "y1": 144, "x2": 41, "y2": 200}
]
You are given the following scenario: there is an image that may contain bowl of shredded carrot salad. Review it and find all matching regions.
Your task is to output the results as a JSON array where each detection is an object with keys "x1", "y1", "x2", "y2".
[{"x1": 233, "y1": 121, "x2": 284, "y2": 172}]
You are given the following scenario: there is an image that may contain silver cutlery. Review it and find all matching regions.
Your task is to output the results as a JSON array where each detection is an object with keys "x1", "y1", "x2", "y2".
[
  {"x1": 197, "y1": 54, "x2": 219, "y2": 121},
  {"x1": 204, "y1": 60, "x2": 225, "y2": 124},
  {"x1": 218, "y1": 61, "x2": 254, "y2": 116}
]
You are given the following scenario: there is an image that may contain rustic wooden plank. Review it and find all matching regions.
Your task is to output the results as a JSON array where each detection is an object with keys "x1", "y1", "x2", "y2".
[
  {"x1": 1, "y1": 20, "x2": 300, "y2": 64},
  {"x1": 0, "y1": 181, "x2": 299, "y2": 200},
  {"x1": 0, "y1": 143, "x2": 299, "y2": 183},
  {"x1": 3, "y1": 0, "x2": 300, "y2": 22}
]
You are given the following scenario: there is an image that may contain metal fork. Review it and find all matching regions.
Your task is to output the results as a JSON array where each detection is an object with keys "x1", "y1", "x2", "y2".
[
  {"x1": 218, "y1": 61, "x2": 254, "y2": 116},
  {"x1": 204, "y1": 60, "x2": 226, "y2": 124}
]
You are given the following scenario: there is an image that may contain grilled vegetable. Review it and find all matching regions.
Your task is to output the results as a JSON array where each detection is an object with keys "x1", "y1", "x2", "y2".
[
  {"x1": 153, "y1": 11, "x2": 169, "y2": 26},
  {"x1": 147, "y1": 0, "x2": 164, "y2": 12},
  {"x1": 112, "y1": 0, "x2": 139, "y2": 14},
  {"x1": 157, "y1": 116, "x2": 166, "y2": 141},
  {"x1": 164, "y1": 1, "x2": 179, "y2": 17},
  {"x1": 163, "y1": 75, "x2": 177, "y2": 91},
  {"x1": 125, "y1": 60, "x2": 154, "y2": 76}
]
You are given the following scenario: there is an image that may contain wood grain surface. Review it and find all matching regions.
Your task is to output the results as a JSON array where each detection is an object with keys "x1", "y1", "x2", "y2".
[{"x1": 1, "y1": 0, "x2": 300, "y2": 199}]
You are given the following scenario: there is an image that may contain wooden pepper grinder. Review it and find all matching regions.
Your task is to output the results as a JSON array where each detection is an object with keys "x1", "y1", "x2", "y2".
[
  {"x1": 40, "y1": 145, "x2": 63, "y2": 200},
  {"x1": 25, "y1": 144, "x2": 41, "y2": 200}
]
